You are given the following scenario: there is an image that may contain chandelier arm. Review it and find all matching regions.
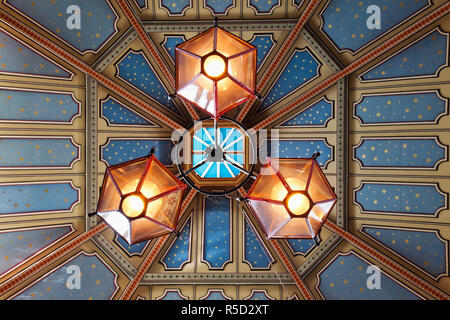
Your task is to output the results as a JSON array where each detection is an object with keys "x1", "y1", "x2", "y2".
[
  {"x1": 214, "y1": 117, "x2": 219, "y2": 150},
  {"x1": 311, "y1": 151, "x2": 321, "y2": 159},
  {"x1": 222, "y1": 156, "x2": 257, "y2": 179}
]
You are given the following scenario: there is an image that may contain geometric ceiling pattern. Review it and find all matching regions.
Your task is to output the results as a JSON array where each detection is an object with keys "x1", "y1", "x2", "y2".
[{"x1": 0, "y1": 0, "x2": 449, "y2": 300}]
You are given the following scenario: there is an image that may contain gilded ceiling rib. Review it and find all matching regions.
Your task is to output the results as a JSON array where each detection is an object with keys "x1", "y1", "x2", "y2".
[
  {"x1": 116, "y1": 0, "x2": 199, "y2": 120},
  {"x1": 236, "y1": 0, "x2": 321, "y2": 122},
  {"x1": 0, "y1": 9, "x2": 184, "y2": 131},
  {"x1": 253, "y1": 2, "x2": 450, "y2": 131},
  {"x1": 0, "y1": 222, "x2": 108, "y2": 298},
  {"x1": 324, "y1": 220, "x2": 449, "y2": 300},
  {"x1": 119, "y1": 234, "x2": 169, "y2": 300},
  {"x1": 119, "y1": 188, "x2": 197, "y2": 300},
  {"x1": 238, "y1": 187, "x2": 313, "y2": 300},
  {"x1": 269, "y1": 239, "x2": 314, "y2": 300}
]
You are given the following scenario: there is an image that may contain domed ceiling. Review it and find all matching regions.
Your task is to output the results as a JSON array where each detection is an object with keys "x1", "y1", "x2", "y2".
[{"x1": 0, "y1": 0, "x2": 449, "y2": 300}]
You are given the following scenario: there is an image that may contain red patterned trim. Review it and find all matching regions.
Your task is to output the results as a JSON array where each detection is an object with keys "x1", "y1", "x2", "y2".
[
  {"x1": 323, "y1": 220, "x2": 449, "y2": 300},
  {"x1": 252, "y1": 2, "x2": 450, "y2": 131},
  {"x1": 0, "y1": 222, "x2": 108, "y2": 296},
  {"x1": 237, "y1": 0, "x2": 321, "y2": 122},
  {"x1": 269, "y1": 239, "x2": 314, "y2": 300},
  {"x1": 181, "y1": 188, "x2": 198, "y2": 213},
  {"x1": 238, "y1": 187, "x2": 313, "y2": 299},
  {"x1": 119, "y1": 235, "x2": 169, "y2": 300},
  {"x1": 119, "y1": 188, "x2": 197, "y2": 300},
  {"x1": 0, "y1": 10, "x2": 183, "y2": 130},
  {"x1": 117, "y1": 0, "x2": 199, "y2": 120}
]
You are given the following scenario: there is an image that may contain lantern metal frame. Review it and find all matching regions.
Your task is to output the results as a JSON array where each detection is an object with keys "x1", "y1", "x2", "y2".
[
  {"x1": 95, "y1": 148, "x2": 187, "y2": 244},
  {"x1": 175, "y1": 25, "x2": 257, "y2": 119},
  {"x1": 244, "y1": 156, "x2": 338, "y2": 239}
]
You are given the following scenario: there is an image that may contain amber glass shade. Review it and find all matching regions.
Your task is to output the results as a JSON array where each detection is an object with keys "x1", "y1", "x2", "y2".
[
  {"x1": 246, "y1": 158, "x2": 337, "y2": 239},
  {"x1": 175, "y1": 26, "x2": 256, "y2": 118},
  {"x1": 97, "y1": 154, "x2": 186, "y2": 245}
]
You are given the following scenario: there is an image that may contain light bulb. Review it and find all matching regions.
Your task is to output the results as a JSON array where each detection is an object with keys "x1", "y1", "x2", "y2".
[
  {"x1": 203, "y1": 55, "x2": 226, "y2": 78},
  {"x1": 122, "y1": 195, "x2": 145, "y2": 218},
  {"x1": 286, "y1": 192, "x2": 310, "y2": 216}
]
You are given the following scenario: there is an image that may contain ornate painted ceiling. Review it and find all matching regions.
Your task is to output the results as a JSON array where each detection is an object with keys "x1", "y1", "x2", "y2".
[{"x1": 0, "y1": 0, "x2": 449, "y2": 300}]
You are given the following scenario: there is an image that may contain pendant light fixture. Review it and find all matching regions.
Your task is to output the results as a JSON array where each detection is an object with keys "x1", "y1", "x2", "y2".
[
  {"x1": 244, "y1": 156, "x2": 337, "y2": 239},
  {"x1": 96, "y1": 148, "x2": 186, "y2": 245},
  {"x1": 175, "y1": 23, "x2": 257, "y2": 118}
]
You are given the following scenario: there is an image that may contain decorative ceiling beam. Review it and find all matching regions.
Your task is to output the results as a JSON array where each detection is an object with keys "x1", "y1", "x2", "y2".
[
  {"x1": 0, "y1": 9, "x2": 184, "y2": 131},
  {"x1": 117, "y1": 0, "x2": 199, "y2": 120},
  {"x1": 119, "y1": 188, "x2": 197, "y2": 300},
  {"x1": 143, "y1": 20, "x2": 299, "y2": 32},
  {"x1": 0, "y1": 222, "x2": 108, "y2": 298},
  {"x1": 119, "y1": 234, "x2": 169, "y2": 300},
  {"x1": 324, "y1": 220, "x2": 449, "y2": 300},
  {"x1": 239, "y1": 188, "x2": 314, "y2": 300},
  {"x1": 251, "y1": 2, "x2": 450, "y2": 131},
  {"x1": 269, "y1": 239, "x2": 314, "y2": 300},
  {"x1": 141, "y1": 273, "x2": 294, "y2": 285},
  {"x1": 236, "y1": 0, "x2": 321, "y2": 122}
]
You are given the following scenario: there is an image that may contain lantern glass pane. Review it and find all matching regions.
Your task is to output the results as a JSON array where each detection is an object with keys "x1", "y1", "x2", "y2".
[
  {"x1": 97, "y1": 173, "x2": 121, "y2": 212},
  {"x1": 272, "y1": 217, "x2": 311, "y2": 238},
  {"x1": 308, "y1": 162, "x2": 336, "y2": 203},
  {"x1": 216, "y1": 77, "x2": 249, "y2": 114},
  {"x1": 99, "y1": 210, "x2": 131, "y2": 243},
  {"x1": 177, "y1": 73, "x2": 215, "y2": 114},
  {"x1": 177, "y1": 28, "x2": 215, "y2": 56},
  {"x1": 248, "y1": 199, "x2": 290, "y2": 237},
  {"x1": 228, "y1": 51, "x2": 256, "y2": 91},
  {"x1": 274, "y1": 159, "x2": 313, "y2": 192},
  {"x1": 249, "y1": 164, "x2": 288, "y2": 202},
  {"x1": 109, "y1": 158, "x2": 147, "y2": 195},
  {"x1": 176, "y1": 50, "x2": 201, "y2": 90},
  {"x1": 216, "y1": 28, "x2": 252, "y2": 57},
  {"x1": 145, "y1": 188, "x2": 183, "y2": 229},
  {"x1": 130, "y1": 218, "x2": 171, "y2": 244},
  {"x1": 308, "y1": 200, "x2": 336, "y2": 234},
  {"x1": 140, "y1": 158, "x2": 179, "y2": 198}
]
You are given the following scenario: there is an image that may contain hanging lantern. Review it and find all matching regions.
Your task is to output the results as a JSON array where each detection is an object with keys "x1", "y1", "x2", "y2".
[
  {"x1": 175, "y1": 26, "x2": 256, "y2": 118},
  {"x1": 97, "y1": 150, "x2": 186, "y2": 245},
  {"x1": 245, "y1": 158, "x2": 337, "y2": 239}
]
